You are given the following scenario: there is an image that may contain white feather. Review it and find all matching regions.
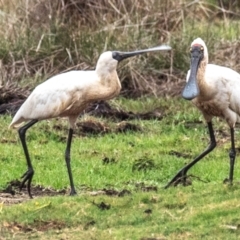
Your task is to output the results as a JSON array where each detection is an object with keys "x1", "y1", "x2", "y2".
[
  {"x1": 9, "y1": 52, "x2": 120, "y2": 129},
  {"x1": 188, "y1": 38, "x2": 240, "y2": 126}
]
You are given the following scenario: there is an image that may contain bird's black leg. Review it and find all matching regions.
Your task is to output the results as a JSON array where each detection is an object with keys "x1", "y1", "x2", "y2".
[
  {"x1": 18, "y1": 119, "x2": 38, "y2": 198},
  {"x1": 228, "y1": 127, "x2": 236, "y2": 184},
  {"x1": 165, "y1": 121, "x2": 216, "y2": 188},
  {"x1": 65, "y1": 128, "x2": 77, "y2": 195}
]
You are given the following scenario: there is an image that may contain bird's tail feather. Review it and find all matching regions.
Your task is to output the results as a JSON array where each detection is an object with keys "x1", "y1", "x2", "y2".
[{"x1": 9, "y1": 117, "x2": 25, "y2": 129}]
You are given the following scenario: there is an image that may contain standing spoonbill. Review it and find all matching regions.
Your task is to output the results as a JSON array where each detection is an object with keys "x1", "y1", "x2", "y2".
[
  {"x1": 165, "y1": 37, "x2": 240, "y2": 188},
  {"x1": 9, "y1": 45, "x2": 171, "y2": 198}
]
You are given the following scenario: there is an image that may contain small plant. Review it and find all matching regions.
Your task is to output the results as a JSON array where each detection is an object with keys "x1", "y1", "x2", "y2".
[
  {"x1": 102, "y1": 157, "x2": 117, "y2": 165},
  {"x1": 132, "y1": 157, "x2": 156, "y2": 172}
]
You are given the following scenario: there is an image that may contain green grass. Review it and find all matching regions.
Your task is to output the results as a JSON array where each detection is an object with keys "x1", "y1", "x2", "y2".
[{"x1": 1, "y1": 97, "x2": 240, "y2": 239}]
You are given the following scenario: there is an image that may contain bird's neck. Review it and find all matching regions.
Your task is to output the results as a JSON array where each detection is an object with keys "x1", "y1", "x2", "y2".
[
  {"x1": 86, "y1": 71, "x2": 122, "y2": 101},
  {"x1": 197, "y1": 59, "x2": 208, "y2": 94},
  {"x1": 99, "y1": 71, "x2": 122, "y2": 100}
]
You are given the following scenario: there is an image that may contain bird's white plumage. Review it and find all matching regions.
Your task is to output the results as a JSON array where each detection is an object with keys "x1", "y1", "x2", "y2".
[
  {"x1": 165, "y1": 38, "x2": 239, "y2": 187},
  {"x1": 12, "y1": 72, "x2": 94, "y2": 119},
  {"x1": 191, "y1": 37, "x2": 208, "y2": 63},
  {"x1": 9, "y1": 46, "x2": 172, "y2": 198},
  {"x1": 95, "y1": 51, "x2": 118, "y2": 75},
  {"x1": 10, "y1": 52, "x2": 121, "y2": 129},
  {"x1": 187, "y1": 38, "x2": 240, "y2": 127},
  {"x1": 10, "y1": 46, "x2": 171, "y2": 130}
]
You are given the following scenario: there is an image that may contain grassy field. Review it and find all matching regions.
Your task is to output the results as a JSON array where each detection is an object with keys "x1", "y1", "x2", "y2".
[
  {"x1": 1, "y1": 0, "x2": 240, "y2": 239},
  {"x1": 1, "y1": 97, "x2": 240, "y2": 239}
]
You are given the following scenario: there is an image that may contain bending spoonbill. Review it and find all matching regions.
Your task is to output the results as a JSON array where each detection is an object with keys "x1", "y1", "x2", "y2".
[
  {"x1": 9, "y1": 45, "x2": 171, "y2": 198},
  {"x1": 165, "y1": 37, "x2": 240, "y2": 188}
]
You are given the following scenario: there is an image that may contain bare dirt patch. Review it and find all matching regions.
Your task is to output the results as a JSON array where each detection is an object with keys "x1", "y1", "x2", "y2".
[
  {"x1": 0, "y1": 84, "x2": 29, "y2": 115},
  {"x1": 85, "y1": 100, "x2": 166, "y2": 121},
  {"x1": 3, "y1": 219, "x2": 66, "y2": 233},
  {"x1": 0, "y1": 180, "x2": 67, "y2": 205},
  {"x1": 0, "y1": 179, "x2": 158, "y2": 205},
  {"x1": 89, "y1": 188, "x2": 131, "y2": 197}
]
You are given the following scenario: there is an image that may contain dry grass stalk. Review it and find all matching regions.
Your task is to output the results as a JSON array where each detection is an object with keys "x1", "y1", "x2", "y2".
[{"x1": 0, "y1": 0, "x2": 239, "y2": 97}]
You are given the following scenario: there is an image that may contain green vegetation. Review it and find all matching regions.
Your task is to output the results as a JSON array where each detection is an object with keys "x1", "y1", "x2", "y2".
[
  {"x1": 1, "y1": 0, "x2": 240, "y2": 239},
  {"x1": 1, "y1": 97, "x2": 240, "y2": 239}
]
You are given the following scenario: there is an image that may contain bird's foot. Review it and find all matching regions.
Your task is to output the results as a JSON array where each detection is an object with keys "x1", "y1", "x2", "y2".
[
  {"x1": 223, "y1": 178, "x2": 233, "y2": 185},
  {"x1": 164, "y1": 170, "x2": 189, "y2": 189},
  {"x1": 69, "y1": 188, "x2": 77, "y2": 196},
  {"x1": 20, "y1": 168, "x2": 34, "y2": 198}
]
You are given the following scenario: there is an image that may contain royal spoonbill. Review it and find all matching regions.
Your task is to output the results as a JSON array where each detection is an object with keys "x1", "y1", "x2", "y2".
[
  {"x1": 165, "y1": 37, "x2": 240, "y2": 188},
  {"x1": 9, "y1": 45, "x2": 171, "y2": 198}
]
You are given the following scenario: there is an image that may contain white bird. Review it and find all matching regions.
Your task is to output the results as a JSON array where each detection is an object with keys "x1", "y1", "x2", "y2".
[
  {"x1": 165, "y1": 37, "x2": 240, "y2": 188},
  {"x1": 9, "y1": 45, "x2": 171, "y2": 198}
]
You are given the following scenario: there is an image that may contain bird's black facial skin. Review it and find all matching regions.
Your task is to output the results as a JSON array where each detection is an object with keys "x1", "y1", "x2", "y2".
[
  {"x1": 112, "y1": 51, "x2": 124, "y2": 61},
  {"x1": 190, "y1": 45, "x2": 204, "y2": 63}
]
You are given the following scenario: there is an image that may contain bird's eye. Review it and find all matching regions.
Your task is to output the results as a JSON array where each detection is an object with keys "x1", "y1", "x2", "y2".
[
  {"x1": 200, "y1": 47, "x2": 204, "y2": 51},
  {"x1": 189, "y1": 47, "x2": 192, "y2": 52}
]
